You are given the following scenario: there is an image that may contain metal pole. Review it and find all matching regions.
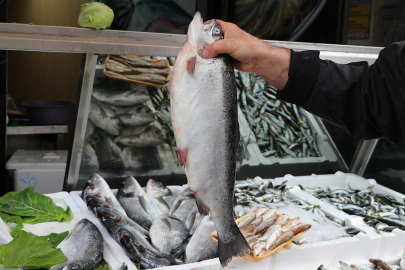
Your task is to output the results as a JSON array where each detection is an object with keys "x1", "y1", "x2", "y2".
[
  {"x1": 64, "y1": 53, "x2": 97, "y2": 192},
  {"x1": 350, "y1": 139, "x2": 379, "y2": 176}
]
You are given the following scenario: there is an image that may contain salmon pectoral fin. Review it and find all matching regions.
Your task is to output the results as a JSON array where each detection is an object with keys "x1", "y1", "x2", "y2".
[
  {"x1": 186, "y1": 56, "x2": 196, "y2": 75},
  {"x1": 194, "y1": 193, "x2": 210, "y2": 216},
  {"x1": 218, "y1": 224, "x2": 251, "y2": 267},
  {"x1": 177, "y1": 148, "x2": 188, "y2": 167}
]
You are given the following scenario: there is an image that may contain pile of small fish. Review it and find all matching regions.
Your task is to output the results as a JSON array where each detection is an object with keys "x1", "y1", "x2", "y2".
[
  {"x1": 304, "y1": 185, "x2": 405, "y2": 233},
  {"x1": 82, "y1": 81, "x2": 165, "y2": 171},
  {"x1": 318, "y1": 257, "x2": 405, "y2": 270},
  {"x1": 230, "y1": 207, "x2": 310, "y2": 257},
  {"x1": 105, "y1": 55, "x2": 170, "y2": 85},
  {"x1": 81, "y1": 173, "x2": 218, "y2": 269},
  {"x1": 235, "y1": 71, "x2": 320, "y2": 159},
  {"x1": 234, "y1": 177, "x2": 361, "y2": 240}
]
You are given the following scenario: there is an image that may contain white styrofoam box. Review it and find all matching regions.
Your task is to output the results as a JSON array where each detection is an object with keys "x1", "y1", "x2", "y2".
[
  {"x1": 6, "y1": 150, "x2": 67, "y2": 194},
  {"x1": 273, "y1": 171, "x2": 405, "y2": 260},
  {"x1": 21, "y1": 191, "x2": 124, "y2": 270}
]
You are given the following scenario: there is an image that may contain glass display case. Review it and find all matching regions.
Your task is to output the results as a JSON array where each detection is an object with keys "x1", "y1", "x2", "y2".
[{"x1": 0, "y1": 22, "x2": 384, "y2": 192}]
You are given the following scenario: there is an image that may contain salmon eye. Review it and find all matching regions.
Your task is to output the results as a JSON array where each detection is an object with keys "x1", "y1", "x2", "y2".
[{"x1": 213, "y1": 27, "x2": 221, "y2": 37}]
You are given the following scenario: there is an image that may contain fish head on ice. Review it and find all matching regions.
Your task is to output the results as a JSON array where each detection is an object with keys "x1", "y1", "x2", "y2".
[
  {"x1": 82, "y1": 173, "x2": 108, "y2": 199},
  {"x1": 121, "y1": 176, "x2": 141, "y2": 193},
  {"x1": 148, "y1": 179, "x2": 172, "y2": 197},
  {"x1": 187, "y1": 11, "x2": 223, "y2": 55}
]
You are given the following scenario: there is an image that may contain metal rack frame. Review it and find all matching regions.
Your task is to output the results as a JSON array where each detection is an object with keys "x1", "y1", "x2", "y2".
[{"x1": 0, "y1": 23, "x2": 383, "y2": 191}]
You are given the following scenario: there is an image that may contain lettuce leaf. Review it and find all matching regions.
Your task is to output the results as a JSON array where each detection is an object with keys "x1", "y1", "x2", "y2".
[
  {"x1": 0, "y1": 188, "x2": 72, "y2": 224},
  {"x1": 0, "y1": 230, "x2": 66, "y2": 269},
  {"x1": 95, "y1": 261, "x2": 109, "y2": 270},
  {"x1": 41, "y1": 231, "x2": 69, "y2": 248},
  {"x1": 0, "y1": 212, "x2": 23, "y2": 238}
]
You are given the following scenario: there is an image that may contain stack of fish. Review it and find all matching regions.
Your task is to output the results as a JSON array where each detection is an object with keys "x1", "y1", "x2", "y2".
[
  {"x1": 105, "y1": 55, "x2": 170, "y2": 85},
  {"x1": 318, "y1": 256, "x2": 405, "y2": 270},
  {"x1": 229, "y1": 207, "x2": 311, "y2": 257},
  {"x1": 235, "y1": 71, "x2": 320, "y2": 159},
  {"x1": 304, "y1": 186, "x2": 405, "y2": 233},
  {"x1": 82, "y1": 83, "x2": 165, "y2": 171},
  {"x1": 81, "y1": 173, "x2": 218, "y2": 269}
]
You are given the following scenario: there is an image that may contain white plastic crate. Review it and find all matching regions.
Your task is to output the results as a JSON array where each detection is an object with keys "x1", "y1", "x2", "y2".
[{"x1": 273, "y1": 171, "x2": 405, "y2": 260}]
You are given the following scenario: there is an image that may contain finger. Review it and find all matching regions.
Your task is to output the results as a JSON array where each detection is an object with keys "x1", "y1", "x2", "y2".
[{"x1": 202, "y1": 39, "x2": 230, "y2": 58}]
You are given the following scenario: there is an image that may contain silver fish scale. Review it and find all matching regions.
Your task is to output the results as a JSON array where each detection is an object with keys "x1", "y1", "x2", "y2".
[
  {"x1": 235, "y1": 71, "x2": 320, "y2": 159},
  {"x1": 304, "y1": 185, "x2": 405, "y2": 232}
]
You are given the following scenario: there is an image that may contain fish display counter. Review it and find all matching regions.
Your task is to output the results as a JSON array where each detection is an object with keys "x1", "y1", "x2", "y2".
[
  {"x1": 2, "y1": 171, "x2": 403, "y2": 270},
  {"x1": 66, "y1": 53, "x2": 347, "y2": 192}
]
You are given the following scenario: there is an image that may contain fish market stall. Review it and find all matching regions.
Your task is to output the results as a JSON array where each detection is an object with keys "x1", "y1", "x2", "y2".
[{"x1": 2, "y1": 21, "x2": 401, "y2": 270}]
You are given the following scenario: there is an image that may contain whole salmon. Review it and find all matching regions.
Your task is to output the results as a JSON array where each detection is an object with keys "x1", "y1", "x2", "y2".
[{"x1": 170, "y1": 11, "x2": 250, "y2": 267}]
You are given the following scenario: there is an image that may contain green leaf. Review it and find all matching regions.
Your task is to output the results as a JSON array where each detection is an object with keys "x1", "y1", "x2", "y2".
[
  {"x1": 0, "y1": 230, "x2": 66, "y2": 269},
  {"x1": 95, "y1": 260, "x2": 109, "y2": 270},
  {"x1": 40, "y1": 231, "x2": 69, "y2": 248},
  {"x1": 0, "y1": 188, "x2": 72, "y2": 224},
  {"x1": 0, "y1": 211, "x2": 23, "y2": 238}
]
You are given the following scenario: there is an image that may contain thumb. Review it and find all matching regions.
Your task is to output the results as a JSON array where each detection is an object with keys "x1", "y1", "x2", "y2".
[{"x1": 202, "y1": 39, "x2": 235, "y2": 59}]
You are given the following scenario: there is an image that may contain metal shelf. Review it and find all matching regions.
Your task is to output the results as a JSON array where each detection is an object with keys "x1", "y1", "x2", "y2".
[{"x1": 7, "y1": 125, "x2": 68, "y2": 135}]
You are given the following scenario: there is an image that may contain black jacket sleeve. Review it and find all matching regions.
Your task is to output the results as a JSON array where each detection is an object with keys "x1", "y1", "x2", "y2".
[{"x1": 276, "y1": 41, "x2": 405, "y2": 144}]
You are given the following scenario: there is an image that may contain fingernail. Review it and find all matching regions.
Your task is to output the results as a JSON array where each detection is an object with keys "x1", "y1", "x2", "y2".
[{"x1": 202, "y1": 49, "x2": 209, "y2": 58}]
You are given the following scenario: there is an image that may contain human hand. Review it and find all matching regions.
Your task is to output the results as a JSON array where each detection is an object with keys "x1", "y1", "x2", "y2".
[{"x1": 202, "y1": 20, "x2": 291, "y2": 90}]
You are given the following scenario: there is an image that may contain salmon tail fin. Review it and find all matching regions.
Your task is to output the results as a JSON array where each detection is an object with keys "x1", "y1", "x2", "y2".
[
  {"x1": 194, "y1": 193, "x2": 210, "y2": 216},
  {"x1": 218, "y1": 224, "x2": 251, "y2": 267}
]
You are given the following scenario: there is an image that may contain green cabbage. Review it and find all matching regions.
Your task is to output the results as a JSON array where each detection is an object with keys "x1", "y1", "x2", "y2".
[{"x1": 78, "y1": 2, "x2": 114, "y2": 30}]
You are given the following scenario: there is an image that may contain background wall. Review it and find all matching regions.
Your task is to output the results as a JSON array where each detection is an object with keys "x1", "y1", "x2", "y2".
[{"x1": 8, "y1": 0, "x2": 88, "y2": 148}]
